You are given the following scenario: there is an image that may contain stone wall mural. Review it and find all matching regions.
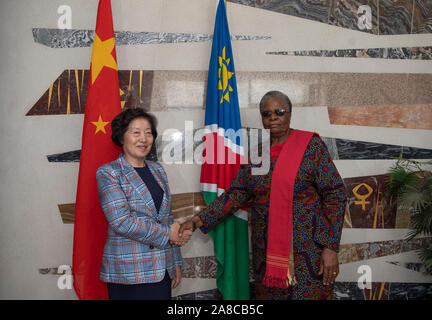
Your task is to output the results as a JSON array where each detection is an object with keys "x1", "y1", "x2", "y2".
[
  {"x1": 266, "y1": 47, "x2": 432, "y2": 60},
  {"x1": 26, "y1": 70, "x2": 432, "y2": 114},
  {"x1": 328, "y1": 105, "x2": 432, "y2": 130},
  {"x1": 228, "y1": 0, "x2": 432, "y2": 35},
  {"x1": 26, "y1": 70, "x2": 154, "y2": 115},
  {"x1": 32, "y1": 28, "x2": 271, "y2": 48}
]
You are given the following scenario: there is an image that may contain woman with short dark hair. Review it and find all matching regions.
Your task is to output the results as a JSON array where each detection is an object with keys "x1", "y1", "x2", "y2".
[
  {"x1": 110, "y1": 108, "x2": 158, "y2": 146},
  {"x1": 96, "y1": 108, "x2": 191, "y2": 300}
]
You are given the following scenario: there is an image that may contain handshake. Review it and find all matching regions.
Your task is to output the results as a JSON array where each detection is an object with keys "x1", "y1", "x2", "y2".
[{"x1": 168, "y1": 219, "x2": 197, "y2": 247}]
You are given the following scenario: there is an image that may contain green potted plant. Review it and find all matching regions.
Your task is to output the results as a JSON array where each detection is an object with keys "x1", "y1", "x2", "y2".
[{"x1": 386, "y1": 158, "x2": 432, "y2": 275}]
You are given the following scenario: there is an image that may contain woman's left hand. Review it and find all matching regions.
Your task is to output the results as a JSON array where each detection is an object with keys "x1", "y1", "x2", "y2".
[
  {"x1": 172, "y1": 266, "x2": 182, "y2": 289},
  {"x1": 317, "y1": 248, "x2": 339, "y2": 285}
]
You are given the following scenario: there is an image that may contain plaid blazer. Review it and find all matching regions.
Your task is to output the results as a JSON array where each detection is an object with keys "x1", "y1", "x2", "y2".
[{"x1": 96, "y1": 153, "x2": 182, "y2": 284}]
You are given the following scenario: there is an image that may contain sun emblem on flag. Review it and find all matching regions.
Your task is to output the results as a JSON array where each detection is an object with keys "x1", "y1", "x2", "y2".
[{"x1": 218, "y1": 46, "x2": 234, "y2": 104}]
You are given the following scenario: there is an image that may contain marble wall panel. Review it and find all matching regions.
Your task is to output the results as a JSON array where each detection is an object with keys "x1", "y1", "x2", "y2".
[
  {"x1": 33, "y1": 28, "x2": 95, "y2": 48},
  {"x1": 338, "y1": 237, "x2": 432, "y2": 264},
  {"x1": 180, "y1": 256, "x2": 196, "y2": 279},
  {"x1": 344, "y1": 174, "x2": 396, "y2": 229},
  {"x1": 195, "y1": 256, "x2": 218, "y2": 279},
  {"x1": 57, "y1": 204, "x2": 75, "y2": 224},
  {"x1": 32, "y1": 4, "x2": 431, "y2": 50},
  {"x1": 320, "y1": 73, "x2": 380, "y2": 107},
  {"x1": 228, "y1": 0, "x2": 431, "y2": 35},
  {"x1": 267, "y1": 46, "x2": 432, "y2": 60},
  {"x1": 38, "y1": 263, "x2": 432, "y2": 299},
  {"x1": 47, "y1": 143, "x2": 158, "y2": 163},
  {"x1": 26, "y1": 69, "x2": 88, "y2": 116},
  {"x1": 32, "y1": 28, "x2": 271, "y2": 48},
  {"x1": 241, "y1": 72, "x2": 324, "y2": 108},
  {"x1": 27, "y1": 71, "x2": 432, "y2": 116},
  {"x1": 171, "y1": 193, "x2": 195, "y2": 222},
  {"x1": 154, "y1": 127, "x2": 432, "y2": 162},
  {"x1": 412, "y1": 0, "x2": 432, "y2": 34},
  {"x1": 395, "y1": 208, "x2": 412, "y2": 229},
  {"x1": 334, "y1": 138, "x2": 432, "y2": 160},
  {"x1": 340, "y1": 240, "x2": 397, "y2": 263},
  {"x1": 48, "y1": 132, "x2": 432, "y2": 171},
  {"x1": 388, "y1": 282, "x2": 432, "y2": 299},
  {"x1": 181, "y1": 256, "x2": 218, "y2": 279},
  {"x1": 386, "y1": 261, "x2": 428, "y2": 273},
  {"x1": 118, "y1": 70, "x2": 154, "y2": 111},
  {"x1": 364, "y1": 282, "x2": 391, "y2": 300},
  {"x1": 338, "y1": 241, "x2": 360, "y2": 264},
  {"x1": 407, "y1": 74, "x2": 432, "y2": 105},
  {"x1": 58, "y1": 192, "x2": 207, "y2": 224},
  {"x1": 379, "y1": 74, "x2": 408, "y2": 105},
  {"x1": 379, "y1": 0, "x2": 414, "y2": 35},
  {"x1": 401, "y1": 236, "x2": 431, "y2": 252},
  {"x1": 151, "y1": 71, "x2": 324, "y2": 110},
  {"x1": 47, "y1": 150, "x2": 81, "y2": 163},
  {"x1": 328, "y1": 105, "x2": 432, "y2": 130},
  {"x1": 39, "y1": 267, "x2": 64, "y2": 276},
  {"x1": 151, "y1": 71, "x2": 206, "y2": 111},
  {"x1": 411, "y1": 46, "x2": 432, "y2": 60},
  {"x1": 228, "y1": 0, "x2": 330, "y2": 23},
  {"x1": 174, "y1": 282, "x2": 432, "y2": 299},
  {"x1": 174, "y1": 288, "x2": 222, "y2": 300},
  {"x1": 193, "y1": 192, "x2": 208, "y2": 215},
  {"x1": 401, "y1": 145, "x2": 432, "y2": 159},
  {"x1": 329, "y1": 0, "x2": 378, "y2": 34},
  {"x1": 26, "y1": 70, "x2": 154, "y2": 115},
  {"x1": 41, "y1": 236, "x2": 431, "y2": 274},
  {"x1": 333, "y1": 282, "x2": 366, "y2": 299},
  {"x1": 342, "y1": 206, "x2": 353, "y2": 228}
]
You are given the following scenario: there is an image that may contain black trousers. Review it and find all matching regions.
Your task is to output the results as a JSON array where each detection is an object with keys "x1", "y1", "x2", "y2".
[{"x1": 107, "y1": 271, "x2": 172, "y2": 300}]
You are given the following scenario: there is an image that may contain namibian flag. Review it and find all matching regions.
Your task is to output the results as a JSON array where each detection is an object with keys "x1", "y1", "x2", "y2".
[{"x1": 200, "y1": 0, "x2": 250, "y2": 300}]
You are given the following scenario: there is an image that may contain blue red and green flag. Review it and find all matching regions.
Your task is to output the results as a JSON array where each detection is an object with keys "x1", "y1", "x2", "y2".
[{"x1": 200, "y1": 0, "x2": 250, "y2": 300}]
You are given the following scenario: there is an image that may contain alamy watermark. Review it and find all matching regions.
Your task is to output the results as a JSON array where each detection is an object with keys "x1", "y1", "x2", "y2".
[
  {"x1": 357, "y1": 5, "x2": 372, "y2": 30},
  {"x1": 158, "y1": 121, "x2": 271, "y2": 175},
  {"x1": 357, "y1": 265, "x2": 372, "y2": 289},
  {"x1": 57, "y1": 265, "x2": 72, "y2": 290},
  {"x1": 57, "y1": 5, "x2": 72, "y2": 29}
]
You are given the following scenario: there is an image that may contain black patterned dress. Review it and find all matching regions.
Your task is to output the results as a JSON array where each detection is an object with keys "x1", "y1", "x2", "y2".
[{"x1": 197, "y1": 135, "x2": 347, "y2": 300}]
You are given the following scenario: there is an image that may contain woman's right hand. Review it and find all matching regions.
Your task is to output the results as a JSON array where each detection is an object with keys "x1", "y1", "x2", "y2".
[
  {"x1": 169, "y1": 222, "x2": 181, "y2": 243},
  {"x1": 169, "y1": 222, "x2": 192, "y2": 247}
]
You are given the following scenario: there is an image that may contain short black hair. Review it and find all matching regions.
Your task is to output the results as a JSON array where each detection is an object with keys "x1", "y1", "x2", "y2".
[
  {"x1": 259, "y1": 91, "x2": 292, "y2": 113},
  {"x1": 111, "y1": 108, "x2": 158, "y2": 147}
]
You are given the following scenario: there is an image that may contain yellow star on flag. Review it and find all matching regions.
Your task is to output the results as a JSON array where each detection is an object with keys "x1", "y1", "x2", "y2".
[
  {"x1": 91, "y1": 115, "x2": 109, "y2": 134},
  {"x1": 218, "y1": 46, "x2": 234, "y2": 104},
  {"x1": 90, "y1": 33, "x2": 118, "y2": 84}
]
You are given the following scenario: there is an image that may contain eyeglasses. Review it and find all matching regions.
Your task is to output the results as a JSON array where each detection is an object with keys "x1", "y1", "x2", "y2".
[{"x1": 260, "y1": 109, "x2": 289, "y2": 118}]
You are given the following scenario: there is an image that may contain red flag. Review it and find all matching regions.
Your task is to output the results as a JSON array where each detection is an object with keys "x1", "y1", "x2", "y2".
[{"x1": 72, "y1": 0, "x2": 122, "y2": 300}]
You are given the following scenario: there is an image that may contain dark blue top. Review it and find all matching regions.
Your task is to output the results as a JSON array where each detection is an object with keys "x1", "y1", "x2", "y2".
[{"x1": 134, "y1": 165, "x2": 164, "y2": 213}]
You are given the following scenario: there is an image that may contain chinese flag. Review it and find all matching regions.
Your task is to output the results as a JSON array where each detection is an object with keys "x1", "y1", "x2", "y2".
[{"x1": 72, "y1": 0, "x2": 122, "y2": 300}]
